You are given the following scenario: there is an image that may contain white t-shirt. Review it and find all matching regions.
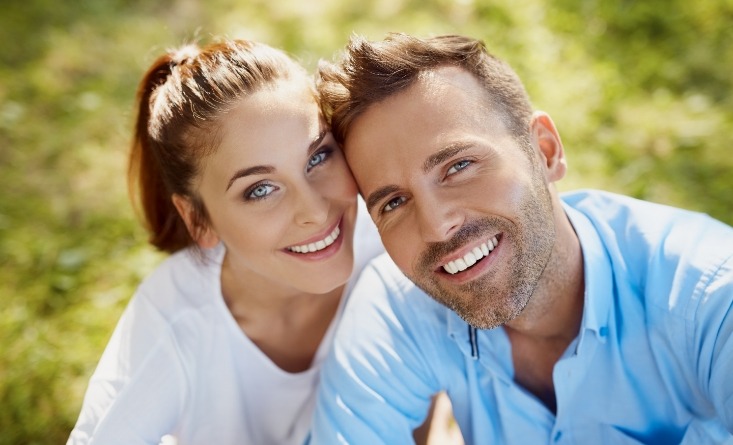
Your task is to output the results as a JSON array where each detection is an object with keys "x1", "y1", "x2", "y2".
[{"x1": 68, "y1": 203, "x2": 383, "y2": 445}]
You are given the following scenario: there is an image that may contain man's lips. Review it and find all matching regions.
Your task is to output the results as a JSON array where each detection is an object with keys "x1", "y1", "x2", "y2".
[{"x1": 439, "y1": 235, "x2": 500, "y2": 275}]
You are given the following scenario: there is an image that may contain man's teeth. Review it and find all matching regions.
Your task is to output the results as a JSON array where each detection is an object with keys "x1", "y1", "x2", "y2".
[
  {"x1": 443, "y1": 236, "x2": 498, "y2": 275},
  {"x1": 288, "y1": 226, "x2": 340, "y2": 253}
]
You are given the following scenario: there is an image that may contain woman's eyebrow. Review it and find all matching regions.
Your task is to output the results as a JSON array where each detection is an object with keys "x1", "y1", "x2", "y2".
[
  {"x1": 307, "y1": 130, "x2": 328, "y2": 155},
  {"x1": 226, "y1": 165, "x2": 275, "y2": 191},
  {"x1": 225, "y1": 131, "x2": 327, "y2": 192}
]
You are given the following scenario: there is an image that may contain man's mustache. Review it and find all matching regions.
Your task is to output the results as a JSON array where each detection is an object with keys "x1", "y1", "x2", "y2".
[{"x1": 417, "y1": 218, "x2": 504, "y2": 270}]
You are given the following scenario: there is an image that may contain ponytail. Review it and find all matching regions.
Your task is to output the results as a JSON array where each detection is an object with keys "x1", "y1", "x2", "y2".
[{"x1": 128, "y1": 52, "x2": 194, "y2": 253}]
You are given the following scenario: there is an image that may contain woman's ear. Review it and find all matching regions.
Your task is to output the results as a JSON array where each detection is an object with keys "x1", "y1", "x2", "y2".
[
  {"x1": 530, "y1": 111, "x2": 567, "y2": 182},
  {"x1": 171, "y1": 194, "x2": 220, "y2": 249}
]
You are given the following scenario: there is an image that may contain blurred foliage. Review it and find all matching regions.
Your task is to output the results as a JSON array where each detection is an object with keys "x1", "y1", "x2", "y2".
[{"x1": 0, "y1": 0, "x2": 731, "y2": 443}]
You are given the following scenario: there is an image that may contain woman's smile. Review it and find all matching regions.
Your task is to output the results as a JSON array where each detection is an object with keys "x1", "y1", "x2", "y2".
[{"x1": 284, "y1": 218, "x2": 346, "y2": 261}]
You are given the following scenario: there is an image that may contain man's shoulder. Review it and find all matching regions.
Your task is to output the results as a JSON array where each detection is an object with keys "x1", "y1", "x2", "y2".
[
  {"x1": 561, "y1": 189, "x2": 693, "y2": 221},
  {"x1": 563, "y1": 189, "x2": 733, "y2": 311},
  {"x1": 561, "y1": 189, "x2": 733, "y2": 247},
  {"x1": 348, "y1": 252, "x2": 448, "y2": 322},
  {"x1": 365, "y1": 252, "x2": 418, "y2": 295}
]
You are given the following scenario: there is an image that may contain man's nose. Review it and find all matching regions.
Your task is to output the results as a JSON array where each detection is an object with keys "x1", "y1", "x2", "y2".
[{"x1": 415, "y1": 191, "x2": 462, "y2": 243}]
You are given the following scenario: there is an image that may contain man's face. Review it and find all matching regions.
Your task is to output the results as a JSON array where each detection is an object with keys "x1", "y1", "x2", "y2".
[{"x1": 344, "y1": 66, "x2": 558, "y2": 329}]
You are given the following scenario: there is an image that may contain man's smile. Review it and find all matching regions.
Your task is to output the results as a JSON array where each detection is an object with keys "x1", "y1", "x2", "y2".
[{"x1": 441, "y1": 235, "x2": 500, "y2": 274}]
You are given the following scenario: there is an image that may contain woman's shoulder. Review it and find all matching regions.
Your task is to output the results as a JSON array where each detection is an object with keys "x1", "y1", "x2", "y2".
[{"x1": 133, "y1": 245, "x2": 224, "y2": 319}]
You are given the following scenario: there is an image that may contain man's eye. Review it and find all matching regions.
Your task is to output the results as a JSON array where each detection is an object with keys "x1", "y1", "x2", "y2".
[
  {"x1": 383, "y1": 196, "x2": 407, "y2": 213},
  {"x1": 247, "y1": 183, "x2": 276, "y2": 200},
  {"x1": 446, "y1": 159, "x2": 471, "y2": 175}
]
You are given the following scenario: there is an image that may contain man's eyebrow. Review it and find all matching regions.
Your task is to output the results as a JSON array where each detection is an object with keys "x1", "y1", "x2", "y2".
[
  {"x1": 422, "y1": 143, "x2": 473, "y2": 173},
  {"x1": 225, "y1": 131, "x2": 327, "y2": 191},
  {"x1": 364, "y1": 143, "x2": 474, "y2": 213},
  {"x1": 365, "y1": 185, "x2": 400, "y2": 214}
]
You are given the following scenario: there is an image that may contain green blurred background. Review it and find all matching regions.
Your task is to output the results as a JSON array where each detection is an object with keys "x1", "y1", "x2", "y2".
[{"x1": 1, "y1": 0, "x2": 731, "y2": 443}]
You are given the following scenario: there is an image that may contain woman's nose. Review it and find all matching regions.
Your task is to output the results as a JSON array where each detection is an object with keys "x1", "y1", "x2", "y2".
[{"x1": 293, "y1": 184, "x2": 330, "y2": 226}]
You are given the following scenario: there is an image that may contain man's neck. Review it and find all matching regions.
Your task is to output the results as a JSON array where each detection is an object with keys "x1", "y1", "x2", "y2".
[
  {"x1": 506, "y1": 201, "x2": 585, "y2": 341},
  {"x1": 503, "y1": 205, "x2": 585, "y2": 413}
]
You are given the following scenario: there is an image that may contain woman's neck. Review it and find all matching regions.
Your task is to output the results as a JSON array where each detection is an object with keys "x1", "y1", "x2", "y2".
[{"x1": 219, "y1": 251, "x2": 346, "y2": 373}]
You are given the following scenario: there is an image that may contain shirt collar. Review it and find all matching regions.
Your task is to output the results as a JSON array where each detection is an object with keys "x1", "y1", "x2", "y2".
[
  {"x1": 562, "y1": 201, "x2": 614, "y2": 343},
  {"x1": 446, "y1": 304, "x2": 477, "y2": 358}
]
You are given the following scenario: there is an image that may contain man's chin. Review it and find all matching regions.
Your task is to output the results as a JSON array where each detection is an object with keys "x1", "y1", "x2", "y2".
[
  {"x1": 453, "y1": 300, "x2": 521, "y2": 330},
  {"x1": 417, "y1": 279, "x2": 530, "y2": 330}
]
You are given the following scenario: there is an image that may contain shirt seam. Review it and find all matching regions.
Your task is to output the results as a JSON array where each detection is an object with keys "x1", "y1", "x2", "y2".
[
  {"x1": 135, "y1": 290, "x2": 193, "y2": 423},
  {"x1": 685, "y1": 252, "x2": 733, "y2": 386}
]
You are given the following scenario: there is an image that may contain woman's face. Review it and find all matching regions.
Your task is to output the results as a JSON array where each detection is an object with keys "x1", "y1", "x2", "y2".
[{"x1": 193, "y1": 78, "x2": 358, "y2": 296}]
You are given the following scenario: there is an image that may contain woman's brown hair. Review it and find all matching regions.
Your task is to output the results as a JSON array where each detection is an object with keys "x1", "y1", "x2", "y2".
[{"x1": 128, "y1": 39, "x2": 307, "y2": 253}]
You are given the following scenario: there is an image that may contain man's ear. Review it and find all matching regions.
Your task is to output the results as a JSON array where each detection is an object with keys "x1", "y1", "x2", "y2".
[
  {"x1": 171, "y1": 194, "x2": 220, "y2": 249},
  {"x1": 530, "y1": 111, "x2": 567, "y2": 182}
]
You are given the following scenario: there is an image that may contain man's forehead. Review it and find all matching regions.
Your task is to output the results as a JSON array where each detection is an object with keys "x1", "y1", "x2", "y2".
[{"x1": 344, "y1": 67, "x2": 498, "y2": 148}]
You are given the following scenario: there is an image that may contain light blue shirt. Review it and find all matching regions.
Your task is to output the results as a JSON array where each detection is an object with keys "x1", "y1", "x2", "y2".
[{"x1": 311, "y1": 190, "x2": 733, "y2": 444}]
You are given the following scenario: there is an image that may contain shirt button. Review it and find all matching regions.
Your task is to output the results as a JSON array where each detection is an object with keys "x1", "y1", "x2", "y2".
[
  {"x1": 554, "y1": 431, "x2": 563, "y2": 442},
  {"x1": 599, "y1": 326, "x2": 609, "y2": 337}
]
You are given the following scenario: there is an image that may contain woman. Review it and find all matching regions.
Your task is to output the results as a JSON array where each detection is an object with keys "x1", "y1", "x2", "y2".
[{"x1": 67, "y1": 38, "x2": 383, "y2": 445}]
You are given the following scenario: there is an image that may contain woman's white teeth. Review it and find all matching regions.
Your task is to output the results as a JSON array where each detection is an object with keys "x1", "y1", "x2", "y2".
[
  {"x1": 288, "y1": 226, "x2": 340, "y2": 253},
  {"x1": 443, "y1": 237, "x2": 497, "y2": 275}
]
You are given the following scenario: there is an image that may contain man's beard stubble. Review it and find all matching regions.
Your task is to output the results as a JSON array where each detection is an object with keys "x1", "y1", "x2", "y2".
[{"x1": 407, "y1": 183, "x2": 556, "y2": 330}]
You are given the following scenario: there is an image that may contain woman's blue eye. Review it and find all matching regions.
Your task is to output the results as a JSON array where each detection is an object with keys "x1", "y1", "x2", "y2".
[
  {"x1": 447, "y1": 159, "x2": 471, "y2": 175},
  {"x1": 307, "y1": 151, "x2": 328, "y2": 170},
  {"x1": 383, "y1": 196, "x2": 407, "y2": 213},
  {"x1": 247, "y1": 183, "x2": 276, "y2": 200}
]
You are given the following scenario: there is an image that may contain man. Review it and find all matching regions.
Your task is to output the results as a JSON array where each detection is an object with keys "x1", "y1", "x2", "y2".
[{"x1": 310, "y1": 33, "x2": 733, "y2": 444}]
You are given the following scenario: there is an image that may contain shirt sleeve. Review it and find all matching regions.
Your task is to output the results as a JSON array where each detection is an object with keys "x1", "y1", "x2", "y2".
[
  {"x1": 310, "y1": 260, "x2": 443, "y2": 444},
  {"x1": 67, "y1": 293, "x2": 188, "y2": 445}
]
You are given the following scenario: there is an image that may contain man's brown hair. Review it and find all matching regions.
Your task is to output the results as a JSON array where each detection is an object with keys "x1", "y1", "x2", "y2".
[{"x1": 318, "y1": 33, "x2": 534, "y2": 146}]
